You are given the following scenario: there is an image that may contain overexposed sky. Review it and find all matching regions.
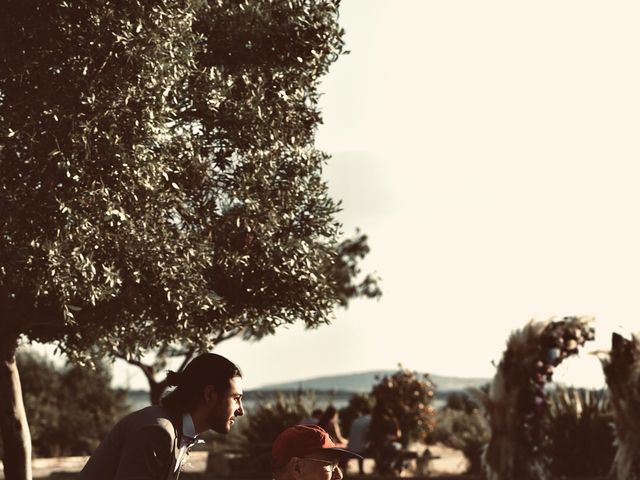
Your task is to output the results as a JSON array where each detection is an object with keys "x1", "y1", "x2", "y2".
[{"x1": 105, "y1": 1, "x2": 640, "y2": 390}]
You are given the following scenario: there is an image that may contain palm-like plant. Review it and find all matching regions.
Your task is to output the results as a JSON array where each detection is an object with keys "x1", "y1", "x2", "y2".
[
  {"x1": 239, "y1": 392, "x2": 317, "y2": 473},
  {"x1": 601, "y1": 332, "x2": 640, "y2": 479},
  {"x1": 547, "y1": 386, "x2": 615, "y2": 477}
]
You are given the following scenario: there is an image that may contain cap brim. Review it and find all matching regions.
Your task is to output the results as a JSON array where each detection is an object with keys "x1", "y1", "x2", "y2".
[{"x1": 324, "y1": 447, "x2": 364, "y2": 460}]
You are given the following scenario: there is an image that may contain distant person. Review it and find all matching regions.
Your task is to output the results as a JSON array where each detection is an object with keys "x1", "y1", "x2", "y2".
[
  {"x1": 301, "y1": 408, "x2": 324, "y2": 425},
  {"x1": 319, "y1": 405, "x2": 348, "y2": 447},
  {"x1": 347, "y1": 406, "x2": 372, "y2": 474},
  {"x1": 271, "y1": 424, "x2": 362, "y2": 480},
  {"x1": 370, "y1": 404, "x2": 403, "y2": 475},
  {"x1": 78, "y1": 353, "x2": 244, "y2": 480}
]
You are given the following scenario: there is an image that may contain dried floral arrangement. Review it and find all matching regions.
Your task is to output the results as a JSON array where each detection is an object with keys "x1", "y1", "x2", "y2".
[{"x1": 477, "y1": 316, "x2": 595, "y2": 480}]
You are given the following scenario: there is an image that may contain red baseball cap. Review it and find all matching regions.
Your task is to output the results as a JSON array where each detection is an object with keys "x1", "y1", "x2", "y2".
[{"x1": 271, "y1": 425, "x2": 362, "y2": 470}]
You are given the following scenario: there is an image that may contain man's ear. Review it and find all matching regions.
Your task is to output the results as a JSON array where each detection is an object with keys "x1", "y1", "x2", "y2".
[
  {"x1": 203, "y1": 384, "x2": 218, "y2": 406},
  {"x1": 290, "y1": 457, "x2": 303, "y2": 476}
]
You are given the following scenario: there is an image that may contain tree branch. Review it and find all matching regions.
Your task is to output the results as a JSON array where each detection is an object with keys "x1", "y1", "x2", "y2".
[
  {"x1": 114, "y1": 351, "x2": 155, "y2": 383},
  {"x1": 213, "y1": 328, "x2": 242, "y2": 345},
  {"x1": 176, "y1": 346, "x2": 196, "y2": 373}
]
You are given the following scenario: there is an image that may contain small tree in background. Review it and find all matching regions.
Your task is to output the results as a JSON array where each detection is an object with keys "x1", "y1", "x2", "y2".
[
  {"x1": 477, "y1": 316, "x2": 595, "y2": 480},
  {"x1": 17, "y1": 350, "x2": 128, "y2": 458},
  {"x1": 601, "y1": 332, "x2": 640, "y2": 480},
  {"x1": 370, "y1": 367, "x2": 436, "y2": 446}
]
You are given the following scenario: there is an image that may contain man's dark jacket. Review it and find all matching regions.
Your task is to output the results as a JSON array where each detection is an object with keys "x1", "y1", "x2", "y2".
[{"x1": 78, "y1": 405, "x2": 183, "y2": 480}]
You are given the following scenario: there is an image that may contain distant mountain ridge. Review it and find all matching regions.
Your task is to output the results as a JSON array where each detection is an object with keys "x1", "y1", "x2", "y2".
[
  {"x1": 252, "y1": 370, "x2": 490, "y2": 394},
  {"x1": 125, "y1": 370, "x2": 492, "y2": 412}
]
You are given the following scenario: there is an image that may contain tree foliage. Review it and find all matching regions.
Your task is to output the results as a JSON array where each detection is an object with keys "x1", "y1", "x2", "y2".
[
  {"x1": 0, "y1": 4, "x2": 380, "y2": 476},
  {"x1": 0, "y1": 0, "x2": 378, "y2": 362}
]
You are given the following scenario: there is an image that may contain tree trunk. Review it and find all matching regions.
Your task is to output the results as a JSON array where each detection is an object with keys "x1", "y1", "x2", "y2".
[
  {"x1": 0, "y1": 335, "x2": 32, "y2": 480},
  {"x1": 121, "y1": 346, "x2": 197, "y2": 405}
]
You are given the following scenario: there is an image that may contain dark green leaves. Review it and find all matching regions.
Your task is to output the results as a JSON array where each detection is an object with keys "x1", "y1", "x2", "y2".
[{"x1": 0, "y1": 0, "x2": 377, "y2": 362}]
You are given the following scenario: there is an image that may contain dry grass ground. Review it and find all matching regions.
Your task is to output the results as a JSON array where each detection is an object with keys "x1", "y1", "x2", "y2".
[{"x1": 1, "y1": 444, "x2": 470, "y2": 479}]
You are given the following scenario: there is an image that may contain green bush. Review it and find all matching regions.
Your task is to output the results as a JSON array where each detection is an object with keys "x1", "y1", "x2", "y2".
[
  {"x1": 17, "y1": 349, "x2": 129, "y2": 457},
  {"x1": 429, "y1": 387, "x2": 614, "y2": 476},
  {"x1": 430, "y1": 405, "x2": 490, "y2": 474},
  {"x1": 239, "y1": 391, "x2": 316, "y2": 473},
  {"x1": 430, "y1": 391, "x2": 489, "y2": 474},
  {"x1": 547, "y1": 387, "x2": 615, "y2": 477},
  {"x1": 370, "y1": 367, "x2": 436, "y2": 446},
  {"x1": 445, "y1": 390, "x2": 483, "y2": 413}
]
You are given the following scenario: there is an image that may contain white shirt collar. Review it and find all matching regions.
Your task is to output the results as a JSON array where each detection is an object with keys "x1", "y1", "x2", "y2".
[{"x1": 182, "y1": 413, "x2": 197, "y2": 440}]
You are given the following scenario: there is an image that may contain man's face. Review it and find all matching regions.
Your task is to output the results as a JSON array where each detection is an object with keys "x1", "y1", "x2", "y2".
[
  {"x1": 206, "y1": 376, "x2": 244, "y2": 434},
  {"x1": 292, "y1": 451, "x2": 343, "y2": 480}
]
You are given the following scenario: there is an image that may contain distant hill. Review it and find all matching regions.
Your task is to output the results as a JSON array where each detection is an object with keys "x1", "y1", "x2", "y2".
[
  {"x1": 125, "y1": 371, "x2": 491, "y2": 412},
  {"x1": 253, "y1": 370, "x2": 490, "y2": 394}
]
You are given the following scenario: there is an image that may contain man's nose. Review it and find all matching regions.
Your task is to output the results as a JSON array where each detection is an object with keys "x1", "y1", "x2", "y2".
[{"x1": 236, "y1": 400, "x2": 244, "y2": 416}]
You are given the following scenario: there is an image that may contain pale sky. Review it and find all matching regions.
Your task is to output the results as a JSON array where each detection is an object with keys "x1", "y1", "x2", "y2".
[{"x1": 44, "y1": 1, "x2": 640, "y2": 391}]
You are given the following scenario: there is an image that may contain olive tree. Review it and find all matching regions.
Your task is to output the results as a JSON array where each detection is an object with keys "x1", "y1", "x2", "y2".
[{"x1": 0, "y1": 1, "x2": 379, "y2": 478}]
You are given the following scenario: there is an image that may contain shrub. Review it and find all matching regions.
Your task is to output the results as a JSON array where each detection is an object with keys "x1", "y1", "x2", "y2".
[
  {"x1": 446, "y1": 391, "x2": 482, "y2": 413},
  {"x1": 547, "y1": 386, "x2": 615, "y2": 477},
  {"x1": 430, "y1": 392, "x2": 490, "y2": 474},
  {"x1": 17, "y1": 349, "x2": 129, "y2": 457},
  {"x1": 601, "y1": 332, "x2": 640, "y2": 480},
  {"x1": 370, "y1": 367, "x2": 436, "y2": 445},
  {"x1": 239, "y1": 391, "x2": 316, "y2": 473}
]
